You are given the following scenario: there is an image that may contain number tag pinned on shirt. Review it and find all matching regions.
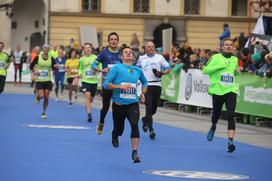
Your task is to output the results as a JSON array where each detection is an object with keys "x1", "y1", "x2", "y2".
[{"x1": 120, "y1": 83, "x2": 136, "y2": 99}]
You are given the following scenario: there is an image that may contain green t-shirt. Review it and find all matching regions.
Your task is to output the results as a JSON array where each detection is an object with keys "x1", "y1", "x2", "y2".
[
  {"x1": 0, "y1": 52, "x2": 10, "y2": 76},
  {"x1": 203, "y1": 53, "x2": 239, "y2": 95},
  {"x1": 79, "y1": 54, "x2": 101, "y2": 84},
  {"x1": 35, "y1": 54, "x2": 52, "y2": 82}
]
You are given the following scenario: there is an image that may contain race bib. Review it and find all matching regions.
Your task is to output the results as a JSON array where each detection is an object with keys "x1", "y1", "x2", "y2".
[
  {"x1": 85, "y1": 69, "x2": 95, "y2": 78},
  {"x1": 0, "y1": 61, "x2": 5, "y2": 70},
  {"x1": 15, "y1": 57, "x2": 21, "y2": 64},
  {"x1": 58, "y1": 64, "x2": 65, "y2": 72},
  {"x1": 38, "y1": 70, "x2": 49, "y2": 79},
  {"x1": 120, "y1": 83, "x2": 136, "y2": 99},
  {"x1": 220, "y1": 73, "x2": 234, "y2": 86}
]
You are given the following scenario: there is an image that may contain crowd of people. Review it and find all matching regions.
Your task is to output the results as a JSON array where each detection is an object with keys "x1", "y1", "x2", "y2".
[{"x1": 1, "y1": 27, "x2": 271, "y2": 163}]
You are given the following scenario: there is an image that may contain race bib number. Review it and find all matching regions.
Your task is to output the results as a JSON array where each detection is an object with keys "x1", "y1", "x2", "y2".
[
  {"x1": 120, "y1": 83, "x2": 136, "y2": 99},
  {"x1": 15, "y1": 57, "x2": 21, "y2": 64},
  {"x1": 85, "y1": 69, "x2": 95, "y2": 78},
  {"x1": 0, "y1": 61, "x2": 5, "y2": 70},
  {"x1": 58, "y1": 64, "x2": 65, "y2": 72},
  {"x1": 38, "y1": 70, "x2": 49, "y2": 79},
  {"x1": 220, "y1": 73, "x2": 234, "y2": 86}
]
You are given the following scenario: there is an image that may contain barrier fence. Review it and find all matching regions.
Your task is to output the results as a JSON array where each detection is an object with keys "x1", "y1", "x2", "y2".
[{"x1": 161, "y1": 69, "x2": 272, "y2": 118}]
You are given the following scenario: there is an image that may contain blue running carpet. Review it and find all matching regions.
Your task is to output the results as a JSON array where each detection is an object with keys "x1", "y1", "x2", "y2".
[{"x1": 0, "y1": 94, "x2": 271, "y2": 181}]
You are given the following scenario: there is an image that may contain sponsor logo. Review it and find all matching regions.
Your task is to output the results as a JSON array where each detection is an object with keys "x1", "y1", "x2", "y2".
[
  {"x1": 244, "y1": 86, "x2": 272, "y2": 105},
  {"x1": 143, "y1": 170, "x2": 249, "y2": 180},
  {"x1": 185, "y1": 73, "x2": 192, "y2": 100}
]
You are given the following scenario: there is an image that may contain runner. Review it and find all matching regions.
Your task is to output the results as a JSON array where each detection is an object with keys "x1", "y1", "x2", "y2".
[
  {"x1": 29, "y1": 44, "x2": 57, "y2": 119},
  {"x1": 79, "y1": 43, "x2": 101, "y2": 122},
  {"x1": 103, "y1": 46, "x2": 148, "y2": 163},
  {"x1": 0, "y1": 41, "x2": 10, "y2": 94},
  {"x1": 136, "y1": 41, "x2": 170, "y2": 140},
  {"x1": 65, "y1": 48, "x2": 80, "y2": 108},
  {"x1": 11, "y1": 44, "x2": 24, "y2": 85},
  {"x1": 202, "y1": 38, "x2": 239, "y2": 153},
  {"x1": 53, "y1": 47, "x2": 66, "y2": 101},
  {"x1": 91, "y1": 32, "x2": 122, "y2": 134}
]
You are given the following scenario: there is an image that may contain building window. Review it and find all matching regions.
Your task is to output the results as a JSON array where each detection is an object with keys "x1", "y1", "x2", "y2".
[
  {"x1": 184, "y1": 0, "x2": 200, "y2": 15},
  {"x1": 82, "y1": 0, "x2": 100, "y2": 13},
  {"x1": 134, "y1": 0, "x2": 150, "y2": 13},
  {"x1": 232, "y1": 0, "x2": 248, "y2": 16}
]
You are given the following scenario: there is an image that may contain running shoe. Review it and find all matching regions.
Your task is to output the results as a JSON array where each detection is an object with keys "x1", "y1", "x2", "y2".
[
  {"x1": 55, "y1": 97, "x2": 59, "y2": 102},
  {"x1": 96, "y1": 123, "x2": 104, "y2": 135},
  {"x1": 207, "y1": 126, "x2": 215, "y2": 141},
  {"x1": 41, "y1": 113, "x2": 47, "y2": 119},
  {"x1": 132, "y1": 151, "x2": 141, "y2": 163},
  {"x1": 74, "y1": 95, "x2": 78, "y2": 102},
  {"x1": 228, "y1": 141, "x2": 236, "y2": 153},
  {"x1": 149, "y1": 131, "x2": 156, "y2": 140},
  {"x1": 87, "y1": 113, "x2": 92, "y2": 122},
  {"x1": 112, "y1": 133, "x2": 119, "y2": 148},
  {"x1": 68, "y1": 102, "x2": 72, "y2": 108},
  {"x1": 141, "y1": 117, "x2": 148, "y2": 132}
]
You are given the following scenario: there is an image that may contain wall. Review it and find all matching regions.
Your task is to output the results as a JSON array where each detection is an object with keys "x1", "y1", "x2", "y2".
[
  {"x1": 50, "y1": 0, "x2": 80, "y2": 12},
  {"x1": 50, "y1": 14, "x2": 144, "y2": 48},
  {"x1": 205, "y1": 0, "x2": 228, "y2": 17},
  {"x1": 103, "y1": 0, "x2": 130, "y2": 14},
  {"x1": 154, "y1": 0, "x2": 180, "y2": 16}
]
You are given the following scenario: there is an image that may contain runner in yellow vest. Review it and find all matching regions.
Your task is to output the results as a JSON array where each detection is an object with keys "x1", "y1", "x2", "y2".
[
  {"x1": 79, "y1": 43, "x2": 101, "y2": 122},
  {"x1": 30, "y1": 44, "x2": 57, "y2": 119},
  {"x1": 0, "y1": 41, "x2": 10, "y2": 94}
]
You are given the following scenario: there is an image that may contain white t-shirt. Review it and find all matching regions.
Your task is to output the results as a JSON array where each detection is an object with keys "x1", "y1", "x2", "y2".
[{"x1": 136, "y1": 54, "x2": 170, "y2": 86}]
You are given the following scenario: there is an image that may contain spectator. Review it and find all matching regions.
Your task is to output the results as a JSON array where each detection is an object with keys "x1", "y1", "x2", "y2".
[
  {"x1": 130, "y1": 33, "x2": 140, "y2": 50},
  {"x1": 219, "y1": 23, "x2": 231, "y2": 46}
]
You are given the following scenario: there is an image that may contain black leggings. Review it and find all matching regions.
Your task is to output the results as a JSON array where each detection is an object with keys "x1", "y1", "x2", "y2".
[
  {"x1": 142, "y1": 86, "x2": 161, "y2": 131},
  {"x1": 212, "y1": 92, "x2": 237, "y2": 130},
  {"x1": 99, "y1": 89, "x2": 113, "y2": 124},
  {"x1": 0, "y1": 75, "x2": 6, "y2": 94},
  {"x1": 112, "y1": 102, "x2": 140, "y2": 138}
]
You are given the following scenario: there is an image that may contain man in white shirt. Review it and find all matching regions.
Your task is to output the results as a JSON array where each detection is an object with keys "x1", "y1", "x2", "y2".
[{"x1": 136, "y1": 41, "x2": 171, "y2": 140}]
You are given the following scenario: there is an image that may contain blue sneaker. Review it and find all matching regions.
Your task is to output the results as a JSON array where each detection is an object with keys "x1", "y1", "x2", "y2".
[
  {"x1": 207, "y1": 126, "x2": 215, "y2": 141},
  {"x1": 228, "y1": 141, "x2": 236, "y2": 153}
]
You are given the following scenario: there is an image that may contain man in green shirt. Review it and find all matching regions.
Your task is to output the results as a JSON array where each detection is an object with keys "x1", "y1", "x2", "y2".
[
  {"x1": 79, "y1": 43, "x2": 101, "y2": 122},
  {"x1": 202, "y1": 38, "x2": 239, "y2": 153},
  {"x1": 0, "y1": 41, "x2": 10, "y2": 94}
]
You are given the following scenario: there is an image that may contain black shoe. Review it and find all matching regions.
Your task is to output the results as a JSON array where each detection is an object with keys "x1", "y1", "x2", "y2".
[
  {"x1": 112, "y1": 134, "x2": 119, "y2": 148},
  {"x1": 132, "y1": 151, "x2": 141, "y2": 163},
  {"x1": 228, "y1": 141, "x2": 236, "y2": 153},
  {"x1": 141, "y1": 117, "x2": 148, "y2": 132},
  {"x1": 149, "y1": 131, "x2": 156, "y2": 140},
  {"x1": 87, "y1": 113, "x2": 92, "y2": 122}
]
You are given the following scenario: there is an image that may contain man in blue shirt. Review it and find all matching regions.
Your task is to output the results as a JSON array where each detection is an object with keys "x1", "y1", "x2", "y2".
[
  {"x1": 92, "y1": 32, "x2": 122, "y2": 135},
  {"x1": 103, "y1": 46, "x2": 148, "y2": 163}
]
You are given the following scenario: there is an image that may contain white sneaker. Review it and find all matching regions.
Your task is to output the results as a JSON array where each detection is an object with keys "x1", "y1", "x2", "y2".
[
  {"x1": 68, "y1": 102, "x2": 72, "y2": 108},
  {"x1": 74, "y1": 95, "x2": 78, "y2": 102},
  {"x1": 55, "y1": 97, "x2": 58, "y2": 102}
]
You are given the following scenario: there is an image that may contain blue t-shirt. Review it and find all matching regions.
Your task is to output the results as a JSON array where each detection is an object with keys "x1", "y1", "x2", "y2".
[
  {"x1": 91, "y1": 47, "x2": 122, "y2": 77},
  {"x1": 54, "y1": 57, "x2": 66, "y2": 77},
  {"x1": 103, "y1": 63, "x2": 148, "y2": 105}
]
